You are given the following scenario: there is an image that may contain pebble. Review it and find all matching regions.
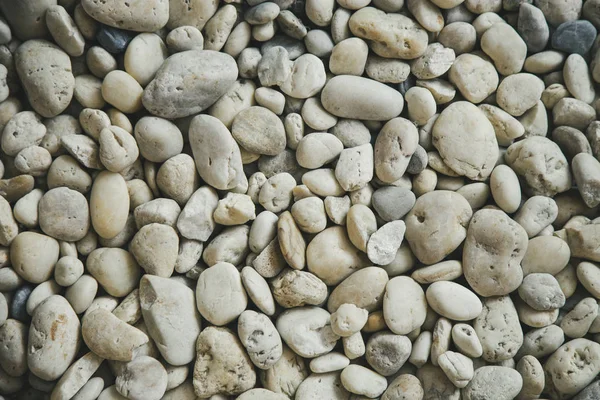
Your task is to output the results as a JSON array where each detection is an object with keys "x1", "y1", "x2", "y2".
[
  {"x1": 276, "y1": 306, "x2": 339, "y2": 358},
  {"x1": 383, "y1": 276, "x2": 427, "y2": 335},
  {"x1": 426, "y1": 281, "x2": 482, "y2": 321},
  {"x1": 452, "y1": 323, "x2": 483, "y2": 358},
  {"x1": 11, "y1": 232, "x2": 60, "y2": 284},
  {"x1": 28, "y1": 295, "x2": 81, "y2": 381},
  {"x1": 518, "y1": 4, "x2": 550, "y2": 52},
  {"x1": 521, "y1": 235, "x2": 570, "y2": 275},
  {"x1": 552, "y1": 20, "x2": 597, "y2": 55},
  {"x1": 238, "y1": 310, "x2": 282, "y2": 369},
  {"x1": 405, "y1": 190, "x2": 472, "y2": 264},
  {"x1": 367, "y1": 220, "x2": 406, "y2": 265},
  {"x1": 0, "y1": 319, "x2": 28, "y2": 377},
  {"x1": 341, "y1": 365, "x2": 387, "y2": 398},
  {"x1": 462, "y1": 366, "x2": 523, "y2": 400},
  {"x1": 560, "y1": 297, "x2": 598, "y2": 338},
  {"x1": 490, "y1": 165, "x2": 521, "y2": 213},
  {"x1": 81, "y1": 0, "x2": 168, "y2": 32},
  {"x1": 365, "y1": 331, "x2": 411, "y2": 376},
  {"x1": 271, "y1": 268, "x2": 328, "y2": 308},
  {"x1": 115, "y1": 356, "x2": 167, "y2": 400},
  {"x1": 196, "y1": 262, "x2": 247, "y2": 325},
  {"x1": 294, "y1": 372, "x2": 348, "y2": 400},
  {"x1": 321, "y1": 75, "x2": 404, "y2": 120},
  {"x1": 193, "y1": 327, "x2": 256, "y2": 398},
  {"x1": 545, "y1": 339, "x2": 600, "y2": 399},
  {"x1": 374, "y1": 117, "x2": 419, "y2": 183},
  {"x1": 518, "y1": 273, "x2": 565, "y2": 310},
  {"x1": 142, "y1": 50, "x2": 238, "y2": 119},
  {"x1": 475, "y1": 296, "x2": 523, "y2": 362},
  {"x1": 481, "y1": 23, "x2": 527, "y2": 75}
]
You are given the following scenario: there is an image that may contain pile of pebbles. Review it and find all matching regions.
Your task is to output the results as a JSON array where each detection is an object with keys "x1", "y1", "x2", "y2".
[{"x1": 1, "y1": 0, "x2": 600, "y2": 399}]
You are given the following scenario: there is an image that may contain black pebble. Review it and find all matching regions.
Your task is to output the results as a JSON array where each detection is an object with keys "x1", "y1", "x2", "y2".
[
  {"x1": 96, "y1": 25, "x2": 135, "y2": 54},
  {"x1": 552, "y1": 20, "x2": 597, "y2": 55}
]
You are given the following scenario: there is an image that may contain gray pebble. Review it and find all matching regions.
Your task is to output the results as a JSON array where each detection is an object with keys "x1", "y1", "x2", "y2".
[
  {"x1": 372, "y1": 187, "x2": 416, "y2": 222},
  {"x1": 552, "y1": 20, "x2": 597, "y2": 54}
]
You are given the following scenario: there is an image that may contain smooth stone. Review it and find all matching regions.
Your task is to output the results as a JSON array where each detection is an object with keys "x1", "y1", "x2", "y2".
[
  {"x1": 81, "y1": 0, "x2": 168, "y2": 32},
  {"x1": 341, "y1": 365, "x2": 387, "y2": 398},
  {"x1": 481, "y1": 23, "x2": 527, "y2": 75},
  {"x1": 82, "y1": 308, "x2": 148, "y2": 361},
  {"x1": 115, "y1": 356, "x2": 167, "y2": 400},
  {"x1": 193, "y1": 327, "x2": 256, "y2": 398},
  {"x1": 2, "y1": 112, "x2": 46, "y2": 157},
  {"x1": 238, "y1": 310, "x2": 283, "y2": 370},
  {"x1": 462, "y1": 366, "x2": 523, "y2": 400},
  {"x1": 28, "y1": 295, "x2": 81, "y2": 381},
  {"x1": 405, "y1": 190, "x2": 473, "y2": 265},
  {"x1": 196, "y1": 262, "x2": 247, "y2": 326},
  {"x1": 452, "y1": 323, "x2": 483, "y2": 358},
  {"x1": 367, "y1": 220, "x2": 406, "y2": 265},
  {"x1": 232, "y1": 106, "x2": 286, "y2": 156},
  {"x1": 294, "y1": 372, "x2": 349, "y2": 400},
  {"x1": 365, "y1": 331, "x2": 412, "y2": 376},
  {"x1": 279, "y1": 54, "x2": 326, "y2": 98},
  {"x1": 276, "y1": 306, "x2": 339, "y2": 358},
  {"x1": 60, "y1": 134, "x2": 102, "y2": 170},
  {"x1": 449, "y1": 54, "x2": 498, "y2": 104},
  {"x1": 545, "y1": 339, "x2": 600, "y2": 399},
  {"x1": 518, "y1": 273, "x2": 565, "y2": 311},
  {"x1": 474, "y1": 296, "x2": 523, "y2": 362},
  {"x1": 15, "y1": 40, "x2": 74, "y2": 118},
  {"x1": 518, "y1": 4, "x2": 550, "y2": 52},
  {"x1": 11, "y1": 232, "x2": 59, "y2": 284},
  {"x1": 374, "y1": 117, "x2": 419, "y2": 183},
  {"x1": 261, "y1": 345, "x2": 309, "y2": 396},
  {"x1": 142, "y1": 50, "x2": 238, "y2": 119},
  {"x1": 328, "y1": 267, "x2": 389, "y2": 313},
  {"x1": 90, "y1": 171, "x2": 129, "y2": 239},
  {"x1": 321, "y1": 75, "x2": 404, "y2": 121},
  {"x1": 202, "y1": 225, "x2": 250, "y2": 267},
  {"x1": 139, "y1": 275, "x2": 201, "y2": 366},
  {"x1": 438, "y1": 351, "x2": 474, "y2": 388},
  {"x1": 38, "y1": 187, "x2": 89, "y2": 242},
  {"x1": 309, "y1": 353, "x2": 350, "y2": 373},
  {"x1": 573, "y1": 380, "x2": 600, "y2": 400},
  {"x1": 130, "y1": 223, "x2": 178, "y2": 278},
  {"x1": 552, "y1": 20, "x2": 597, "y2": 55},
  {"x1": 382, "y1": 374, "x2": 424, "y2": 400},
  {"x1": 0, "y1": 0, "x2": 54, "y2": 40},
  {"x1": 384, "y1": 276, "x2": 427, "y2": 335},
  {"x1": 0, "y1": 319, "x2": 28, "y2": 377},
  {"x1": 572, "y1": 153, "x2": 600, "y2": 207},
  {"x1": 48, "y1": 352, "x2": 104, "y2": 400},
  {"x1": 426, "y1": 281, "x2": 482, "y2": 321},
  {"x1": 46, "y1": 5, "x2": 85, "y2": 57}
]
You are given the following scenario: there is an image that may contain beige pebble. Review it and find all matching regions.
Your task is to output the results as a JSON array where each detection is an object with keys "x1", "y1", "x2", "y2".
[{"x1": 101, "y1": 71, "x2": 143, "y2": 114}]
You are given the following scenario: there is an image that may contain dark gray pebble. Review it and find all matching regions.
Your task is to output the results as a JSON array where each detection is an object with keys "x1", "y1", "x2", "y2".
[
  {"x1": 552, "y1": 126, "x2": 593, "y2": 161},
  {"x1": 552, "y1": 20, "x2": 597, "y2": 55},
  {"x1": 518, "y1": 3, "x2": 550, "y2": 53},
  {"x1": 96, "y1": 25, "x2": 135, "y2": 54},
  {"x1": 261, "y1": 35, "x2": 306, "y2": 60},
  {"x1": 406, "y1": 145, "x2": 428, "y2": 175},
  {"x1": 10, "y1": 285, "x2": 33, "y2": 322},
  {"x1": 574, "y1": 380, "x2": 600, "y2": 400},
  {"x1": 372, "y1": 186, "x2": 416, "y2": 222}
]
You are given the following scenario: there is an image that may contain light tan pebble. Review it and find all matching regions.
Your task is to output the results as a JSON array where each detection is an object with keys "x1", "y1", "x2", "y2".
[
  {"x1": 60, "y1": 134, "x2": 102, "y2": 170},
  {"x1": 282, "y1": 113, "x2": 303, "y2": 151},
  {"x1": 455, "y1": 183, "x2": 489, "y2": 210},
  {"x1": 81, "y1": 0, "x2": 168, "y2": 31},
  {"x1": 560, "y1": 297, "x2": 598, "y2": 338},
  {"x1": 517, "y1": 101, "x2": 546, "y2": 142},
  {"x1": 130, "y1": 223, "x2": 178, "y2": 277},
  {"x1": 304, "y1": 29, "x2": 334, "y2": 58},
  {"x1": 115, "y1": 356, "x2": 167, "y2": 400},
  {"x1": 196, "y1": 262, "x2": 247, "y2": 325},
  {"x1": 365, "y1": 55, "x2": 410, "y2": 84},
  {"x1": 276, "y1": 306, "x2": 339, "y2": 358},
  {"x1": 578, "y1": 261, "x2": 600, "y2": 298},
  {"x1": 252, "y1": 238, "x2": 287, "y2": 278},
  {"x1": 301, "y1": 98, "x2": 337, "y2": 131},
  {"x1": 139, "y1": 276, "x2": 201, "y2": 366},
  {"x1": 291, "y1": 197, "x2": 327, "y2": 234},
  {"x1": 324, "y1": 195, "x2": 351, "y2": 225},
  {"x1": 202, "y1": 225, "x2": 250, "y2": 267},
  {"x1": 278, "y1": 211, "x2": 306, "y2": 270},
  {"x1": 553, "y1": 97, "x2": 596, "y2": 130},
  {"x1": 252, "y1": 20, "x2": 277, "y2": 41},
  {"x1": 310, "y1": 352, "x2": 350, "y2": 374},
  {"x1": 101, "y1": 71, "x2": 143, "y2": 114},
  {"x1": 541, "y1": 83, "x2": 570, "y2": 110},
  {"x1": 254, "y1": 87, "x2": 285, "y2": 115},
  {"x1": 0, "y1": 195, "x2": 17, "y2": 245},
  {"x1": 426, "y1": 281, "x2": 482, "y2": 321},
  {"x1": 232, "y1": 106, "x2": 286, "y2": 156},
  {"x1": 224, "y1": 21, "x2": 251, "y2": 55},
  {"x1": 431, "y1": 317, "x2": 453, "y2": 366},
  {"x1": 328, "y1": 267, "x2": 388, "y2": 314},
  {"x1": 438, "y1": 22, "x2": 476, "y2": 55},
  {"x1": 173, "y1": 239, "x2": 202, "y2": 275},
  {"x1": 277, "y1": 10, "x2": 307, "y2": 40},
  {"x1": 86, "y1": 46, "x2": 117, "y2": 79},
  {"x1": 248, "y1": 211, "x2": 278, "y2": 255},
  {"x1": 416, "y1": 80, "x2": 455, "y2": 106},
  {"x1": 157, "y1": 154, "x2": 199, "y2": 205},
  {"x1": 50, "y1": 351, "x2": 104, "y2": 400},
  {"x1": 213, "y1": 193, "x2": 256, "y2": 226},
  {"x1": 280, "y1": 53, "x2": 327, "y2": 99},
  {"x1": 383, "y1": 276, "x2": 426, "y2": 335},
  {"x1": 46, "y1": 5, "x2": 85, "y2": 57},
  {"x1": 505, "y1": 136, "x2": 571, "y2": 196},
  {"x1": 238, "y1": 47, "x2": 261, "y2": 79},
  {"x1": 572, "y1": 153, "x2": 600, "y2": 208},
  {"x1": 110, "y1": 290, "x2": 142, "y2": 326},
  {"x1": 0, "y1": 174, "x2": 35, "y2": 203},
  {"x1": 554, "y1": 262, "x2": 577, "y2": 299},
  {"x1": 524, "y1": 50, "x2": 565, "y2": 74},
  {"x1": 516, "y1": 298, "x2": 559, "y2": 328},
  {"x1": 341, "y1": 365, "x2": 387, "y2": 398},
  {"x1": 123, "y1": 33, "x2": 168, "y2": 87},
  {"x1": 175, "y1": 186, "x2": 217, "y2": 243},
  {"x1": 374, "y1": 117, "x2": 419, "y2": 183},
  {"x1": 71, "y1": 376, "x2": 104, "y2": 400},
  {"x1": 496, "y1": 73, "x2": 545, "y2": 117},
  {"x1": 78, "y1": 108, "x2": 109, "y2": 140},
  {"x1": 349, "y1": 183, "x2": 374, "y2": 207},
  {"x1": 260, "y1": 344, "x2": 309, "y2": 396},
  {"x1": 346, "y1": 204, "x2": 377, "y2": 252},
  {"x1": 463, "y1": 209, "x2": 527, "y2": 296},
  {"x1": 2, "y1": 111, "x2": 46, "y2": 157},
  {"x1": 474, "y1": 296, "x2": 523, "y2": 362},
  {"x1": 0, "y1": 319, "x2": 27, "y2": 377},
  {"x1": 126, "y1": 179, "x2": 153, "y2": 210},
  {"x1": 295, "y1": 371, "x2": 349, "y2": 399},
  {"x1": 321, "y1": 75, "x2": 404, "y2": 120},
  {"x1": 82, "y1": 308, "x2": 148, "y2": 361},
  {"x1": 98, "y1": 385, "x2": 127, "y2": 400},
  {"x1": 86, "y1": 248, "x2": 140, "y2": 297},
  {"x1": 412, "y1": 168, "x2": 437, "y2": 197},
  {"x1": 407, "y1": 0, "x2": 444, "y2": 31},
  {"x1": 437, "y1": 351, "x2": 473, "y2": 388},
  {"x1": 330, "y1": 304, "x2": 368, "y2": 337},
  {"x1": 238, "y1": 310, "x2": 282, "y2": 370},
  {"x1": 463, "y1": 366, "x2": 523, "y2": 400},
  {"x1": 296, "y1": 132, "x2": 343, "y2": 169},
  {"x1": 259, "y1": 172, "x2": 296, "y2": 213},
  {"x1": 11, "y1": 232, "x2": 59, "y2": 284},
  {"x1": 349, "y1": 7, "x2": 428, "y2": 59},
  {"x1": 405, "y1": 86, "x2": 436, "y2": 126},
  {"x1": 73, "y1": 75, "x2": 105, "y2": 109},
  {"x1": 83, "y1": 296, "x2": 119, "y2": 320},
  {"x1": 0, "y1": 268, "x2": 22, "y2": 292},
  {"x1": 521, "y1": 236, "x2": 570, "y2": 275},
  {"x1": 367, "y1": 220, "x2": 406, "y2": 265},
  {"x1": 516, "y1": 355, "x2": 544, "y2": 400},
  {"x1": 65, "y1": 275, "x2": 98, "y2": 314},
  {"x1": 247, "y1": 172, "x2": 268, "y2": 204},
  {"x1": 449, "y1": 54, "x2": 498, "y2": 103},
  {"x1": 166, "y1": 26, "x2": 203, "y2": 53},
  {"x1": 28, "y1": 295, "x2": 81, "y2": 380},
  {"x1": 257, "y1": 46, "x2": 293, "y2": 87},
  {"x1": 544, "y1": 339, "x2": 600, "y2": 399},
  {"x1": 307, "y1": 226, "x2": 370, "y2": 285},
  {"x1": 406, "y1": 331, "x2": 431, "y2": 367},
  {"x1": 60, "y1": 241, "x2": 77, "y2": 258},
  {"x1": 28, "y1": 280, "x2": 61, "y2": 315},
  {"x1": 452, "y1": 323, "x2": 483, "y2": 358},
  {"x1": 14, "y1": 40, "x2": 74, "y2": 118},
  {"x1": 411, "y1": 44, "x2": 455, "y2": 81},
  {"x1": 202, "y1": 5, "x2": 237, "y2": 50},
  {"x1": 0, "y1": 97, "x2": 21, "y2": 136},
  {"x1": 134, "y1": 198, "x2": 180, "y2": 229},
  {"x1": 411, "y1": 260, "x2": 462, "y2": 284},
  {"x1": 405, "y1": 190, "x2": 472, "y2": 264},
  {"x1": 479, "y1": 104, "x2": 524, "y2": 146},
  {"x1": 90, "y1": 171, "x2": 129, "y2": 239},
  {"x1": 329, "y1": 38, "x2": 369, "y2": 76},
  {"x1": 306, "y1": 0, "x2": 335, "y2": 26},
  {"x1": 432, "y1": 101, "x2": 498, "y2": 180},
  {"x1": 481, "y1": 22, "x2": 526, "y2": 75},
  {"x1": 98, "y1": 125, "x2": 139, "y2": 173},
  {"x1": 489, "y1": 165, "x2": 521, "y2": 213}
]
